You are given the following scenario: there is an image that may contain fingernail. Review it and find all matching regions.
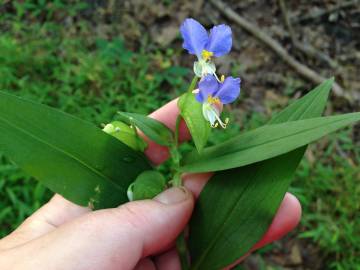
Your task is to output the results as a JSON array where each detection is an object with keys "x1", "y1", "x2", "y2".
[{"x1": 154, "y1": 187, "x2": 189, "y2": 205}]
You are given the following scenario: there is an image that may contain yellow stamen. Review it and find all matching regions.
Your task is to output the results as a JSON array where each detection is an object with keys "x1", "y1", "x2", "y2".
[
  {"x1": 207, "y1": 95, "x2": 220, "y2": 105},
  {"x1": 225, "y1": 118, "x2": 229, "y2": 125},
  {"x1": 214, "y1": 115, "x2": 229, "y2": 129},
  {"x1": 220, "y1": 75, "x2": 225, "y2": 82},
  {"x1": 212, "y1": 122, "x2": 219, "y2": 128},
  {"x1": 201, "y1": 50, "x2": 213, "y2": 61}
]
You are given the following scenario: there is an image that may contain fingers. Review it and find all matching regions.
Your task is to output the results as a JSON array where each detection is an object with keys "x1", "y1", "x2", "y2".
[
  {"x1": 184, "y1": 172, "x2": 301, "y2": 268},
  {"x1": 146, "y1": 99, "x2": 302, "y2": 258},
  {"x1": 182, "y1": 173, "x2": 213, "y2": 198},
  {"x1": 154, "y1": 176, "x2": 301, "y2": 270},
  {"x1": 154, "y1": 248, "x2": 181, "y2": 270},
  {"x1": 183, "y1": 173, "x2": 301, "y2": 249},
  {"x1": 24, "y1": 194, "x2": 90, "y2": 229},
  {"x1": 252, "y1": 193, "x2": 301, "y2": 250},
  {"x1": 148, "y1": 101, "x2": 302, "y2": 262},
  {"x1": 4, "y1": 187, "x2": 194, "y2": 270},
  {"x1": 146, "y1": 99, "x2": 190, "y2": 165},
  {"x1": 134, "y1": 258, "x2": 156, "y2": 270},
  {"x1": 223, "y1": 193, "x2": 301, "y2": 269},
  {"x1": 154, "y1": 193, "x2": 301, "y2": 270},
  {"x1": 0, "y1": 194, "x2": 90, "y2": 250},
  {"x1": 149, "y1": 99, "x2": 189, "y2": 140}
]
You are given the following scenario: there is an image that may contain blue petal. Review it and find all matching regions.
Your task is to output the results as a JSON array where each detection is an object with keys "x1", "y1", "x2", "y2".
[
  {"x1": 196, "y1": 75, "x2": 219, "y2": 103},
  {"x1": 180, "y1": 18, "x2": 209, "y2": 57},
  {"x1": 205, "y1": 24, "x2": 232, "y2": 57},
  {"x1": 215, "y1": 76, "x2": 241, "y2": 104}
]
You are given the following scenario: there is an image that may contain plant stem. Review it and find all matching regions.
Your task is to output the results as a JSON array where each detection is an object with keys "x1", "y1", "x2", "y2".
[
  {"x1": 172, "y1": 172, "x2": 182, "y2": 187},
  {"x1": 176, "y1": 231, "x2": 190, "y2": 270},
  {"x1": 175, "y1": 114, "x2": 182, "y2": 149},
  {"x1": 187, "y1": 76, "x2": 199, "y2": 92},
  {"x1": 171, "y1": 115, "x2": 182, "y2": 186},
  {"x1": 172, "y1": 76, "x2": 199, "y2": 270}
]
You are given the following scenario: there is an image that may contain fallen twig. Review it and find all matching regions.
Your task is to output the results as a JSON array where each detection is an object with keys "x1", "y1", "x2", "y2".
[
  {"x1": 209, "y1": 0, "x2": 353, "y2": 101},
  {"x1": 278, "y1": 0, "x2": 338, "y2": 69},
  {"x1": 291, "y1": 0, "x2": 360, "y2": 23}
]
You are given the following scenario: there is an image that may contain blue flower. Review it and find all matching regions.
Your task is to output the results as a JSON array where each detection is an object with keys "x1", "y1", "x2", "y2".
[
  {"x1": 180, "y1": 18, "x2": 232, "y2": 59},
  {"x1": 195, "y1": 75, "x2": 241, "y2": 128},
  {"x1": 180, "y1": 18, "x2": 232, "y2": 77}
]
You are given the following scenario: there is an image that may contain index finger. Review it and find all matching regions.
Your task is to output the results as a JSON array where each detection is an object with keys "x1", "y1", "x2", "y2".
[{"x1": 145, "y1": 98, "x2": 191, "y2": 165}]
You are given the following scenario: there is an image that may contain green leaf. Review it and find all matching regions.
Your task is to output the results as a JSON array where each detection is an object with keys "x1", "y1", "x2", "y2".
[
  {"x1": 182, "y1": 113, "x2": 360, "y2": 173},
  {"x1": 189, "y1": 152, "x2": 305, "y2": 270},
  {"x1": 118, "y1": 112, "x2": 173, "y2": 146},
  {"x1": 0, "y1": 91, "x2": 151, "y2": 209},
  {"x1": 188, "y1": 79, "x2": 337, "y2": 269},
  {"x1": 178, "y1": 92, "x2": 211, "y2": 153},
  {"x1": 269, "y1": 77, "x2": 334, "y2": 124},
  {"x1": 103, "y1": 121, "x2": 147, "y2": 152},
  {"x1": 128, "y1": 170, "x2": 166, "y2": 201}
]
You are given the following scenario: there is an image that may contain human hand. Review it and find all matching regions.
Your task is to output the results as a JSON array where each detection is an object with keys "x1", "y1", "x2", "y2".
[{"x1": 0, "y1": 99, "x2": 301, "y2": 270}]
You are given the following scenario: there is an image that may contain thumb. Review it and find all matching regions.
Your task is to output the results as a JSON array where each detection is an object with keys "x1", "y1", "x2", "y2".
[{"x1": 7, "y1": 187, "x2": 194, "y2": 270}]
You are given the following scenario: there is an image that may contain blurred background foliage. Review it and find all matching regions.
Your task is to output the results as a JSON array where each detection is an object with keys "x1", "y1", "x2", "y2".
[{"x1": 0, "y1": 0, "x2": 359, "y2": 269}]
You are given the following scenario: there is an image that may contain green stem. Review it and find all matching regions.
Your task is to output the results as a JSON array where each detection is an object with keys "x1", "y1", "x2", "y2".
[
  {"x1": 172, "y1": 172, "x2": 182, "y2": 187},
  {"x1": 172, "y1": 75, "x2": 198, "y2": 186},
  {"x1": 187, "y1": 76, "x2": 199, "y2": 93},
  {"x1": 171, "y1": 115, "x2": 182, "y2": 186},
  {"x1": 172, "y1": 76, "x2": 199, "y2": 270},
  {"x1": 175, "y1": 114, "x2": 181, "y2": 149},
  {"x1": 176, "y1": 231, "x2": 190, "y2": 270}
]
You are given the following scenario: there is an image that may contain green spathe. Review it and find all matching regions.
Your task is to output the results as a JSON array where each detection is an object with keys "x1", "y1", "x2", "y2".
[
  {"x1": 128, "y1": 170, "x2": 166, "y2": 201},
  {"x1": 118, "y1": 111, "x2": 174, "y2": 147},
  {"x1": 178, "y1": 92, "x2": 211, "y2": 153},
  {"x1": 103, "y1": 121, "x2": 147, "y2": 152}
]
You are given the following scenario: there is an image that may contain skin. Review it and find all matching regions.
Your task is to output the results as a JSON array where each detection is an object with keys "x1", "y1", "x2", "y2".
[{"x1": 0, "y1": 99, "x2": 301, "y2": 270}]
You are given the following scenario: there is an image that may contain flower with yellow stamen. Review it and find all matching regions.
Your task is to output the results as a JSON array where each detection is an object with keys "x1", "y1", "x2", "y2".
[
  {"x1": 201, "y1": 50, "x2": 213, "y2": 61},
  {"x1": 195, "y1": 75, "x2": 241, "y2": 128},
  {"x1": 180, "y1": 18, "x2": 233, "y2": 78}
]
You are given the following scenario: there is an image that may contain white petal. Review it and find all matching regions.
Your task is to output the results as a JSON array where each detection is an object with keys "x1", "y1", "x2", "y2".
[
  {"x1": 193, "y1": 60, "x2": 216, "y2": 78},
  {"x1": 202, "y1": 61, "x2": 216, "y2": 76},
  {"x1": 202, "y1": 103, "x2": 218, "y2": 127},
  {"x1": 193, "y1": 61, "x2": 203, "y2": 77}
]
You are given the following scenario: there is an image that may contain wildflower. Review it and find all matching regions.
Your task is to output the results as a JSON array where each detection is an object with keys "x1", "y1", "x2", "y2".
[
  {"x1": 196, "y1": 75, "x2": 241, "y2": 128},
  {"x1": 180, "y1": 18, "x2": 232, "y2": 78}
]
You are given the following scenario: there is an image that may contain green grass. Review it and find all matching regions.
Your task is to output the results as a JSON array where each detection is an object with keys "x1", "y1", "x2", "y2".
[
  {"x1": 291, "y1": 128, "x2": 360, "y2": 269},
  {"x1": 0, "y1": 1, "x2": 359, "y2": 269}
]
